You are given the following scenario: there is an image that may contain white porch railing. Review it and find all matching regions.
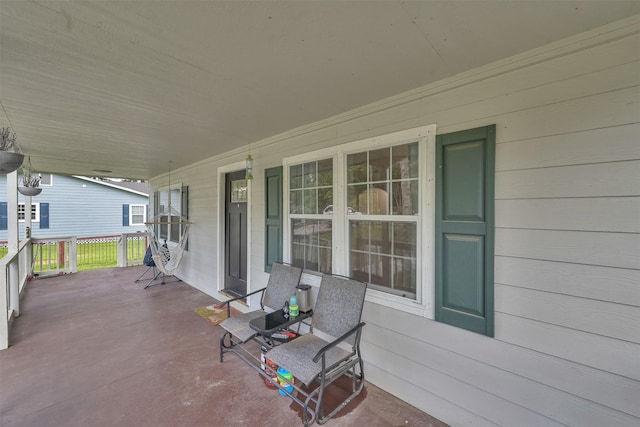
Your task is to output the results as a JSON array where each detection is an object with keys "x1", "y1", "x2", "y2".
[
  {"x1": 0, "y1": 238, "x2": 31, "y2": 350},
  {"x1": 31, "y1": 236, "x2": 78, "y2": 278},
  {"x1": 1, "y1": 232, "x2": 151, "y2": 350},
  {"x1": 118, "y1": 232, "x2": 150, "y2": 267}
]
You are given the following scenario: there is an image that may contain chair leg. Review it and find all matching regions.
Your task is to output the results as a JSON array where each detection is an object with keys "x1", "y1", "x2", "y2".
[
  {"x1": 219, "y1": 331, "x2": 232, "y2": 363},
  {"x1": 143, "y1": 267, "x2": 163, "y2": 289},
  {"x1": 316, "y1": 359, "x2": 365, "y2": 425},
  {"x1": 134, "y1": 266, "x2": 154, "y2": 283}
]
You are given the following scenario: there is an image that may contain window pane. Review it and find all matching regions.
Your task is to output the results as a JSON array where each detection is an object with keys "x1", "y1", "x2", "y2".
[
  {"x1": 290, "y1": 190, "x2": 302, "y2": 214},
  {"x1": 290, "y1": 164, "x2": 303, "y2": 189},
  {"x1": 349, "y1": 219, "x2": 417, "y2": 297},
  {"x1": 369, "y1": 147, "x2": 390, "y2": 182},
  {"x1": 348, "y1": 184, "x2": 367, "y2": 214},
  {"x1": 291, "y1": 219, "x2": 332, "y2": 273},
  {"x1": 303, "y1": 162, "x2": 316, "y2": 187},
  {"x1": 170, "y1": 215, "x2": 180, "y2": 242},
  {"x1": 350, "y1": 220, "x2": 369, "y2": 249},
  {"x1": 393, "y1": 223, "x2": 416, "y2": 258},
  {"x1": 160, "y1": 215, "x2": 168, "y2": 239},
  {"x1": 317, "y1": 158, "x2": 333, "y2": 186},
  {"x1": 394, "y1": 258, "x2": 417, "y2": 294},
  {"x1": 318, "y1": 187, "x2": 333, "y2": 214},
  {"x1": 368, "y1": 183, "x2": 389, "y2": 215},
  {"x1": 370, "y1": 254, "x2": 392, "y2": 288},
  {"x1": 392, "y1": 180, "x2": 418, "y2": 215},
  {"x1": 349, "y1": 220, "x2": 371, "y2": 286},
  {"x1": 319, "y1": 247, "x2": 332, "y2": 274},
  {"x1": 347, "y1": 152, "x2": 367, "y2": 184},
  {"x1": 303, "y1": 189, "x2": 317, "y2": 214},
  {"x1": 392, "y1": 142, "x2": 418, "y2": 180},
  {"x1": 370, "y1": 221, "x2": 392, "y2": 255}
]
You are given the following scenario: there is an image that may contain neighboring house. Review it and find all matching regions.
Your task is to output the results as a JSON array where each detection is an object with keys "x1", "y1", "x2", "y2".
[
  {"x1": 150, "y1": 20, "x2": 640, "y2": 427},
  {"x1": 0, "y1": 175, "x2": 149, "y2": 241}
]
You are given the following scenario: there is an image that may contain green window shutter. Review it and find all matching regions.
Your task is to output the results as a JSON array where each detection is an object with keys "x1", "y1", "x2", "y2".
[
  {"x1": 264, "y1": 166, "x2": 283, "y2": 272},
  {"x1": 182, "y1": 185, "x2": 189, "y2": 251},
  {"x1": 435, "y1": 125, "x2": 495, "y2": 336},
  {"x1": 181, "y1": 185, "x2": 189, "y2": 220}
]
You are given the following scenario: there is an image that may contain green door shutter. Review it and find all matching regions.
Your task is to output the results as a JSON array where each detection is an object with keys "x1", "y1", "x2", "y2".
[
  {"x1": 435, "y1": 125, "x2": 495, "y2": 336},
  {"x1": 265, "y1": 166, "x2": 283, "y2": 272}
]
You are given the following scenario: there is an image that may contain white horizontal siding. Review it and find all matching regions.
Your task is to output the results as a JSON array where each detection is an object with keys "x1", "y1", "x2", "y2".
[
  {"x1": 496, "y1": 228, "x2": 640, "y2": 269},
  {"x1": 495, "y1": 312, "x2": 640, "y2": 381},
  {"x1": 496, "y1": 197, "x2": 640, "y2": 233},
  {"x1": 363, "y1": 303, "x2": 640, "y2": 425},
  {"x1": 495, "y1": 284, "x2": 640, "y2": 343},
  {"x1": 496, "y1": 123, "x2": 640, "y2": 171},
  {"x1": 496, "y1": 160, "x2": 640, "y2": 199},
  {"x1": 495, "y1": 257, "x2": 640, "y2": 307},
  {"x1": 152, "y1": 17, "x2": 640, "y2": 427}
]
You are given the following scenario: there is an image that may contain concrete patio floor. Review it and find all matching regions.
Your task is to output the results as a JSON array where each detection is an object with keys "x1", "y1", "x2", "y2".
[{"x1": 0, "y1": 266, "x2": 447, "y2": 427}]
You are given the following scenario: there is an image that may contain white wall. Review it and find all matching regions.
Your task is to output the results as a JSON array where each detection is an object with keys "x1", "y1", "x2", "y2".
[{"x1": 152, "y1": 16, "x2": 640, "y2": 427}]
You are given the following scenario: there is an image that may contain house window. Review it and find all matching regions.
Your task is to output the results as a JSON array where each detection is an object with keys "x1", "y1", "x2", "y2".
[
  {"x1": 129, "y1": 204, "x2": 146, "y2": 226},
  {"x1": 39, "y1": 174, "x2": 53, "y2": 186},
  {"x1": 18, "y1": 203, "x2": 40, "y2": 222},
  {"x1": 283, "y1": 125, "x2": 436, "y2": 315},
  {"x1": 347, "y1": 143, "x2": 419, "y2": 297},
  {"x1": 155, "y1": 185, "x2": 188, "y2": 245},
  {"x1": 289, "y1": 159, "x2": 333, "y2": 273}
]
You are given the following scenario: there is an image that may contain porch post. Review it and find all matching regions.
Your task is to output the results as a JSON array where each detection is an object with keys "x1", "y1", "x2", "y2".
[{"x1": 8, "y1": 171, "x2": 20, "y2": 317}]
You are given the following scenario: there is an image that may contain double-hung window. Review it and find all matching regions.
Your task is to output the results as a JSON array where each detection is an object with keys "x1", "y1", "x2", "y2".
[
  {"x1": 155, "y1": 185, "x2": 188, "y2": 245},
  {"x1": 129, "y1": 204, "x2": 146, "y2": 226},
  {"x1": 347, "y1": 142, "x2": 420, "y2": 299},
  {"x1": 283, "y1": 125, "x2": 436, "y2": 316},
  {"x1": 288, "y1": 158, "x2": 333, "y2": 274}
]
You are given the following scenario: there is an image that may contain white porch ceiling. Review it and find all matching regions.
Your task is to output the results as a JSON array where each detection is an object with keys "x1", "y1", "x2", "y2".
[{"x1": 1, "y1": 1, "x2": 638, "y2": 180}]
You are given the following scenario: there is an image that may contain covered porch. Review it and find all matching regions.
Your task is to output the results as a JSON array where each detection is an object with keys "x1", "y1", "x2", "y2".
[{"x1": 0, "y1": 266, "x2": 446, "y2": 426}]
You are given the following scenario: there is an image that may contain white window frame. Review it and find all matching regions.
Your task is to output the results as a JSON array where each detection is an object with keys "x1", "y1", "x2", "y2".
[
  {"x1": 18, "y1": 203, "x2": 40, "y2": 222},
  {"x1": 283, "y1": 125, "x2": 436, "y2": 318},
  {"x1": 129, "y1": 204, "x2": 146, "y2": 226}
]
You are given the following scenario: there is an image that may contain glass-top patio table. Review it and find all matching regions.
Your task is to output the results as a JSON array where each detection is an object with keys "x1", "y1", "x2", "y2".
[{"x1": 249, "y1": 309, "x2": 313, "y2": 343}]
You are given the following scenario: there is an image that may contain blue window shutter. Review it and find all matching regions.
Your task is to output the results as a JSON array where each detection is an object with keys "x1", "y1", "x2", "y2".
[
  {"x1": 122, "y1": 204, "x2": 129, "y2": 226},
  {"x1": 40, "y1": 203, "x2": 50, "y2": 229},
  {"x1": 0, "y1": 202, "x2": 7, "y2": 230}
]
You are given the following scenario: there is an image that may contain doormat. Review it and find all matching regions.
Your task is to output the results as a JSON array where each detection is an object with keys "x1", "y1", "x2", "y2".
[{"x1": 195, "y1": 304, "x2": 241, "y2": 326}]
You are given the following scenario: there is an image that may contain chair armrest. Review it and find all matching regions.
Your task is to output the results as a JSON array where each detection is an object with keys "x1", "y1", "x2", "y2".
[
  {"x1": 217, "y1": 287, "x2": 267, "y2": 317},
  {"x1": 312, "y1": 322, "x2": 366, "y2": 363}
]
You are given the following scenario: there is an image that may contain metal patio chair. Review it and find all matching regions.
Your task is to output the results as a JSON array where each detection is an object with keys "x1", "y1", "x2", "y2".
[
  {"x1": 266, "y1": 274, "x2": 367, "y2": 426},
  {"x1": 218, "y1": 262, "x2": 303, "y2": 362}
]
